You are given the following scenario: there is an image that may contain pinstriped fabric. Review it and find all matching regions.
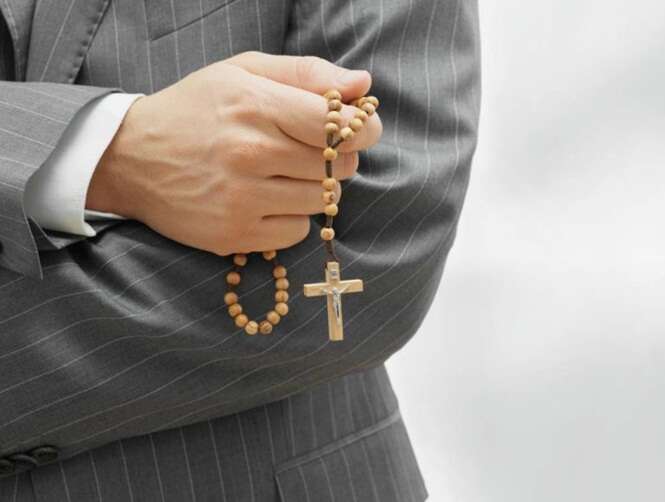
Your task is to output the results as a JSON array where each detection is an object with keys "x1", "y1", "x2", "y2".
[
  {"x1": 0, "y1": 471, "x2": 35, "y2": 502},
  {"x1": 29, "y1": 365, "x2": 421, "y2": 502},
  {"x1": 0, "y1": 15, "x2": 12, "y2": 81},
  {"x1": 0, "y1": 80, "x2": 113, "y2": 278},
  {"x1": 0, "y1": 0, "x2": 36, "y2": 81},
  {"x1": 275, "y1": 412, "x2": 427, "y2": 502},
  {"x1": 269, "y1": 367, "x2": 428, "y2": 501},
  {"x1": 26, "y1": 0, "x2": 111, "y2": 83},
  {"x1": 0, "y1": 0, "x2": 480, "y2": 500}
]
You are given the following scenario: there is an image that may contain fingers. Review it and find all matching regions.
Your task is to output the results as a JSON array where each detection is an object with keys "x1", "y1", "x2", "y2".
[
  {"x1": 224, "y1": 51, "x2": 371, "y2": 103},
  {"x1": 253, "y1": 215, "x2": 312, "y2": 252},
  {"x1": 257, "y1": 176, "x2": 342, "y2": 216},
  {"x1": 260, "y1": 77, "x2": 383, "y2": 153},
  {"x1": 265, "y1": 136, "x2": 360, "y2": 181}
]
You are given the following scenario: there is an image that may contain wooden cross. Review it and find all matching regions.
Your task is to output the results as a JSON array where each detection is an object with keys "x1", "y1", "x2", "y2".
[{"x1": 303, "y1": 261, "x2": 364, "y2": 341}]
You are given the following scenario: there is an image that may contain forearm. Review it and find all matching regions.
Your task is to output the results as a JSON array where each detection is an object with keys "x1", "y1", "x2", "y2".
[{"x1": 0, "y1": 199, "x2": 445, "y2": 465}]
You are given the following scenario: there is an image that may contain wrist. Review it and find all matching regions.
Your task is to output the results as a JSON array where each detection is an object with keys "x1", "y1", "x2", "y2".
[{"x1": 86, "y1": 97, "x2": 146, "y2": 221}]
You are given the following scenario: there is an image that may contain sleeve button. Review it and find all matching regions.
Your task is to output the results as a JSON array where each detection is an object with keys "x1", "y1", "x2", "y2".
[
  {"x1": 0, "y1": 458, "x2": 15, "y2": 475},
  {"x1": 29, "y1": 445, "x2": 59, "y2": 464},
  {"x1": 8, "y1": 453, "x2": 38, "y2": 470}
]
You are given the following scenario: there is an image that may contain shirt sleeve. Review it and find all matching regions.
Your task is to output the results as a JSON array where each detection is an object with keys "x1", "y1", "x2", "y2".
[{"x1": 23, "y1": 92, "x2": 144, "y2": 237}]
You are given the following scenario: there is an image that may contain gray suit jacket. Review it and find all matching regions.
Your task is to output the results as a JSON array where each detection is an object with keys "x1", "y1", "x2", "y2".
[{"x1": 0, "y1": 0, "x2": 480, "y2": 500}]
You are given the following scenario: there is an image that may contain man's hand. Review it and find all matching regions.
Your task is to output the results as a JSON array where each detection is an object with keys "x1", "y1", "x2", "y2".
[{"x1": 86, "y1": 52, "x2": 383, "y2": 256}]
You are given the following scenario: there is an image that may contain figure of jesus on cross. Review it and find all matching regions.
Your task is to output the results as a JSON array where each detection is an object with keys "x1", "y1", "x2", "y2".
[{"x1": 303, "y1": 261, "x2": 364, "y2": 341}]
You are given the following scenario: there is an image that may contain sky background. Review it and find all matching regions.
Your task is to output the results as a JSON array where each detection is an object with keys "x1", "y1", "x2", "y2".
[{"x1": 387, "y1": 1, "x2": 665, "y2": 500}]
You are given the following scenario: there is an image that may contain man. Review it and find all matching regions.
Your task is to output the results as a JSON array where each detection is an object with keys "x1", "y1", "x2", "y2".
[{"x1": 0, "y1": 0, "x2": 480, "y2": 500}]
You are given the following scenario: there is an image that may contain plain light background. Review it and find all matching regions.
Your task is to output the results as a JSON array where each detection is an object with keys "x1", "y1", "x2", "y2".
[{"x1": 387, "y1": 1, "x2": 665, "y2": 501}]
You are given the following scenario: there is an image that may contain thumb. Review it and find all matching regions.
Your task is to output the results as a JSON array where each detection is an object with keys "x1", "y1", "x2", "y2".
[{"x1": 224, "y1": 51, "x2": 372, "y2": 102}]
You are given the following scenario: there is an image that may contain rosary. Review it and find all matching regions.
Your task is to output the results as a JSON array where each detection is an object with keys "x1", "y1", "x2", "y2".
[{"x1": 224, "y1": 89, "x2": 380, "y2": 341}]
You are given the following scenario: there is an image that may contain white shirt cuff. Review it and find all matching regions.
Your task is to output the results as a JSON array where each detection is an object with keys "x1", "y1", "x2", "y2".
[{"x1": 24, "y1": 92, "x2": 143, "y2": 237}]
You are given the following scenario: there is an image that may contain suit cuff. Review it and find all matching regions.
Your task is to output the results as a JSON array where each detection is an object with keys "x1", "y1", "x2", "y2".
[{"x1": 23, "y1": 92, "x2": 143, "y2": 237}]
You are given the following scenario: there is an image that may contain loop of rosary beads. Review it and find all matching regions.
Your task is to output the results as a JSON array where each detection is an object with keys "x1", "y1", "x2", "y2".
[{"x1": 224, "y1": 250, "x2": 290, "y2": 336}]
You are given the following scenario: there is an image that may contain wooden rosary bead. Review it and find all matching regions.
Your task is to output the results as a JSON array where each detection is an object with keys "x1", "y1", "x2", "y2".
[
  {"x1": 323, "y1": 147, "x2": 344, "y2": 160},
  {"x1": 322, "y1": 177, "x2": 337, "y2": 191},
  {"x1": 273, "y1": 265, "x2": 287, "y2": 279},
  {"x1": 322, "y1": 191, "x2": 336, "y2": 204},
  {"x1": 349, "y1": 118, "x2": 364, "y2": 132},
  {"x1": 325, "y1": 122, "x2": 340, "y2": 135},
  {"x1": 233, "y1": 254, "x2": 247, "y2": 267},
  {"x1": 235, "y1": 314, "x2": 249, "y2": 328},
  {"x1": 262, "y1": 250, "x2": 277, "y2": 261},
  {"x1": 321, "y1": 227, "x2": 335, "y2": 241},
  {"x1": 275, "y1": 302, "x2": 289, "y2": 316},
  {"x1": 323, "y1": 147, "x2": 338, "y2": 161},
  {"x1": 267, "y1": 310, "x2": 281, "y2": 325},
  {"x1": 224, "y1": 292, "x2": 238, "y2": 306},
  {"x1": 259, "y1": 320, "x2": 273, "y2": 335},
  {"x1": 361, "y1": 102, "x2": 376, "y2": 115},
  {"x1": 324, "y1": 89, "x2": 342, "y2": 101},
  {"x1": 327, "y1": 99, "x2": 342, "y2": 111},
  {"x1": 350, "y1": 97, "x2": 365, "y2": 107},
  {"x1": 340, "y1": 127, "x2": 354, "y2": 140},
  {"x1": 228, "y1": 303, "x2": 243, "y2": 317},
  {"x1": 245, "y1": 321, "x2": 259, "y2": 335},
  {"x1": 354, "y1": 109, "x2": 369, "y2": 121},
  {"x1": 366, "y1": 96, "x2": 379, "y2": 107},
  {"x1": 324, "y1": 203, "x2": 339, "y2": 216},
  {"x1": 226, "y1": 271, "x2": 241, "y2": 285},
  {"x1": 275, "y1": 290, "x2": 289, "y2": 303},
  {"x1": 326, "y1": 111, "x2": 343, "y2": 125},
  {"x1": 275, "y1": 277, "x2": 290, "y2": 290}
]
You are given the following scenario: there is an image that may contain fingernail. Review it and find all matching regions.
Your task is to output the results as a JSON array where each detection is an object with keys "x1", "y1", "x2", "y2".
[{"x1": 338, "y1": 69, "x2": 368, "y2": 86}]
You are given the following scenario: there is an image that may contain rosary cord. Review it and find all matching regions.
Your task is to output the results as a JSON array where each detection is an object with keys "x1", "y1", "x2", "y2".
[{"x1": 324, "y1": 132, "x2": 341, "y2": 264}]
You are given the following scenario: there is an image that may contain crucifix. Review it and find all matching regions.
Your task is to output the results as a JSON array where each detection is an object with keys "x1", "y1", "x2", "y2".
[{"x1": 303, "y1": 261, "x2": 364, "y2": 341}]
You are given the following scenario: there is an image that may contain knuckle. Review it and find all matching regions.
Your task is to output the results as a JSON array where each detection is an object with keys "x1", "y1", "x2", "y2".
[
  {"x1": 269, "y1": 136, "x2": 291, "y2": 158},
  {"x1": 224, "y1": 217, "x2": 261, "y2": 254},
  {"x1": 226, "y1": 85, "x2": 262, "y2": 121},
  {"x1": 295, "y1": 55, "x2": 325, "y2": 88},
  {"x1": 234, "y1": 50, "x2": 261, "y2": 64},
  {"x1": 226, "y1": 133, "x2": 263, "y2": 166},
  {"x1": 233, "y1": 86, "x2": 278, "y2": 133},
  {"x1": 213, "y1": 244, "x2": 232, "y2": 257}
]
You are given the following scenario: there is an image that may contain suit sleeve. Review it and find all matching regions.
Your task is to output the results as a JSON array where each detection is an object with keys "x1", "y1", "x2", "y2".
[
  {"x1": 22, "y1": 93, "x2": 138, "y2": 239},
  {"x1": 0, "y1": 0, "x2": 480, "y2": 470},
  {"x1": 281, "y1": 0, "x2": 483, "y2": 364},
  {"x1": 0, "y1": 77, "x2": 124, "y2": 279}
]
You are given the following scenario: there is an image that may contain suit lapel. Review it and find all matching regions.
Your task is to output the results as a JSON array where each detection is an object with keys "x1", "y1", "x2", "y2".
[
  {"x1": 0, "y1": 0, "x2": 37, "y2": 80},
  {"x1": 25, "y1": 0, "x2": 110, "y2": 83}
]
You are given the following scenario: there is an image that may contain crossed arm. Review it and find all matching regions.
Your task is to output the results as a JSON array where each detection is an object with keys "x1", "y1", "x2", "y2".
[{"x1": 0, "y1": 0, "x2": 480, "y2": 465}]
